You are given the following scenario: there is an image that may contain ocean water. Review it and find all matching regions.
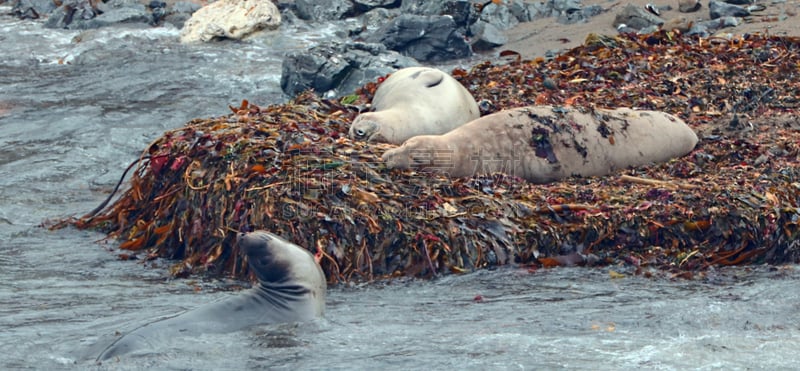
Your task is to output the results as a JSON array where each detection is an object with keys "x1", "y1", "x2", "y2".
[{"x1": 1, "y1": 8, "x2": 799, "y2": 370}]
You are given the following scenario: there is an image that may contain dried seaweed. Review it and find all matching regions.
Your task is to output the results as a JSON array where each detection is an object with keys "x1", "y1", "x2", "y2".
[{"x1": 55, "y1": 31, "x2": 800, "y2": 282}]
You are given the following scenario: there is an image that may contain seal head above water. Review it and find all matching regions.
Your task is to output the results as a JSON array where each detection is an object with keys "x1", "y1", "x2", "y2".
[{"x1": 96, "y1": 231, "x2": 325, "y2": 361}]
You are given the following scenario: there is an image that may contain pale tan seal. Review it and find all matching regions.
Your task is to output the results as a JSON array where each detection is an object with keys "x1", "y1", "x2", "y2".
[
  {"x1": 349, "y1": 67, "x2": 480, "y2": 144},
  {"x1": 382, "y1": 105, "x2": 698, "y2": 183},
  {"x1": 96, "y1": 231, "x2": 325, "y2": 360}
]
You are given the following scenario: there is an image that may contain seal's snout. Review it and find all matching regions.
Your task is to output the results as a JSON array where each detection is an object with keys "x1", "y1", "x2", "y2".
[{"x1": 349, "y1": 117, "x2": 379, "y2": 141}]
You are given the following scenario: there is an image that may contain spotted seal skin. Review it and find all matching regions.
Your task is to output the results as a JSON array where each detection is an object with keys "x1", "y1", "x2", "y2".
[
  {"x1": 96, "y1": 231, "x2": 325, "y2": 361},
  {"x1": 382, "y1": 105, "x2": 699, "y2": 183},
  {"x1": 349, "y1": 67, "x2": 480, "y2": 144}
]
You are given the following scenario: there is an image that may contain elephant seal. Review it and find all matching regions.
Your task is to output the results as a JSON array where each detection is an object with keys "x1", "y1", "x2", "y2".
[
  {"x1": 382, "y1": 105, "x2": 698, "y2": 183},
  {"x1": 349, "y1": 67, "x2": 480, "y2": 144},
  {"x1": 96, "y1": 231, "x2": 325, "y2": 361}
]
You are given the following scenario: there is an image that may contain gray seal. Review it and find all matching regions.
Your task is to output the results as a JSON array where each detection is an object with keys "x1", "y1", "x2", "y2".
[{"x1": 96, "y1": 231, "x2": 326, "y2": 361}]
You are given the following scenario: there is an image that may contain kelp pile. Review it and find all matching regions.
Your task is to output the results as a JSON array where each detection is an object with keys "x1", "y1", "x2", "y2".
[{"x1": 61, "y1": 31, "x2": 800, "y2": 282}]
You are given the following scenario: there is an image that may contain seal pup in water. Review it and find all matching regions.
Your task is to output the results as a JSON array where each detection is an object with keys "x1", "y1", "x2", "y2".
[
  {"x1": 96, "y1": 231, "x2": 326, "y2": 361},
  {"x1": 349, "y1": 66, "x2": 480, "y2": 144},
  {"x1": 382, "y1": 105, "x2": 698, "y2": 183}
]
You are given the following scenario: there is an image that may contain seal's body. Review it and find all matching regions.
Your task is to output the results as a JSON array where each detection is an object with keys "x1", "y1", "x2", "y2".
[
  {"x1": 97, "y1": 231, "x2": 325, "y2": 360},
  {"x1": 349, "y1": 67, "x2": 479, "y2": 144},
  {"x1": 382, "y1": 105, "x2": 698, "y2": 183}
]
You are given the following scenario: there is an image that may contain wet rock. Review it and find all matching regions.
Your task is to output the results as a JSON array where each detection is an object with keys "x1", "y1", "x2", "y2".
[
  {"x1": 366, "y1": 14, "x2": 472, "y2": 62},
  {"x1": 479, "y1": 2, "x2": 519, "y2": 30},
  {"x1": 469, "y1": 20, "x2": 507, "y2": 51},
  {"x1": 709, "y1": 0, "x2": 750, "y2": 19},
  {"x1": 399, "y1": 0, "x2": 446, "y2": 16},
  {"x1": 353, "y1": 0, "x2": 401, "y2": 12},
  {"x1": 443, "y1": 0, "x2": 479, "y2": 28},
  {"x1": 44, "y1": 0, "x2": 97, "y2": 29},
  {"x1": 678, "y1": 0, "x2": 701, "y2": 13},
  {"x1": 294, "y1": 0, "x2": 354, "y2": 21},
  {"x1": 44, "y1": 0, "x2": 152, "y2": 29},
  {"x1": 180, "y1": 0, "x2": 281, "y2": 43},
  {"x1": 281, "y1": 42, "x2": 418, "y2": 97},
  {"x1": 613, "y1": 3, "x2": 665, "y2": 30},
  {"x1": 360, "y1": 7, "x2": 394, "y2": 32},
  {"x1": 10, "y1": 0, "x2": 56, "y2": 20},
  {"x1": 163, "y1": 1, "x2": 200, "y2": 28},
  {"x1": 85, "y1": 0, "x2": 151, "y2": 29}
]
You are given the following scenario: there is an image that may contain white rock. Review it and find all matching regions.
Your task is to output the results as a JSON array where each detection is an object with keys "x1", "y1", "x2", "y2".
[{"x1": 180, "y1": 0, "x2": 281, "y2": 43}]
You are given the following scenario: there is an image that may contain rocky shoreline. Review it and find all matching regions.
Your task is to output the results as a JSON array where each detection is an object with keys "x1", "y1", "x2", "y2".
[{"x1": 7, "y1": 0, "x2": 799, "y2": 97}]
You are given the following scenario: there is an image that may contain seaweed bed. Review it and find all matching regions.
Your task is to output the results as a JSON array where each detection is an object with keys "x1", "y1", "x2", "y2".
[{"x1": 57, "y1": 31, "x2": 800, "y2": 282}]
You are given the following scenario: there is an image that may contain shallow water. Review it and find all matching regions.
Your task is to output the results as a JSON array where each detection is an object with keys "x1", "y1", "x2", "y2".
[{"x1": 1, "y1": 8, "x2": 799, "y2": 370}]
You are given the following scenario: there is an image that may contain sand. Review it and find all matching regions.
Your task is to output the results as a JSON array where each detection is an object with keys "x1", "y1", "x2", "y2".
[{"x1": 500, "y1": 0, "x2": 800, "y2": 59}]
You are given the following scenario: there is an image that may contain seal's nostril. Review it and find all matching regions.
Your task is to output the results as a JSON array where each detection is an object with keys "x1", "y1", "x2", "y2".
[{"x1": 355, "y1": 129, "x2": 365, "y2": 137}]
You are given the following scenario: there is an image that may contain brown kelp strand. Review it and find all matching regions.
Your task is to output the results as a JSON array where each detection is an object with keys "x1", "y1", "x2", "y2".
[
  {"x1": 57, "y1": 31, "x2": 800, "y2": 282},
  {"x1": 456, "y1": 31, "x2": 800, "y2": 119}
]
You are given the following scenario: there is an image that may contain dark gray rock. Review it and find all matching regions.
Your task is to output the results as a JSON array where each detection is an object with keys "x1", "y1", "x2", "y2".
[
  {"x1": 360, "y1": 7, "x2": 395, "y2": 32},
  {"x1": 353, "y1": 0, "x2": 400, "y2": 12},
  {"x1": 273, "y1": 0, "x2": 295, "y2": 12},
  {"x1": 469, "y1": 20, "x2": 507, "y2": 51},
  {"x1": 163, "y1": 1, "x2": 200, "y2": 28},
  {"x1": 526, "y1": 1, "x2": 552, "y2": 20},
  {"x1": 479, "y1": 2, "x2": 519, "y2": 30},
  {"x1": 281, "y1": 41, "x2": 418, "y2": 97},
  {"x1": 709, "y1": 0, "x2": 749, "y2": 19},
  {"x1": 550, "y1": 0, "x2": 581, "y2": 17},
  {"x1": 10, "y1": 0, "x2": 56, "y2": 19},
  {"x1": 43, "y1": 0, "x2": 152, "y2": 29},
  {"x1": 508, "y1": 0, "x2": 533, "y2": 22},
  {"x1": 399, "y1": 0, "x2": 446, "y2": 16},
  {"x1": 81, "y1": 4, "x2": 151, "y2": 29},
  {"x1": 398, "y1": 0, "x2": 480, "y2": 27},
  {"x1": 44, "y1": 0, "x2": 97, "y2": 29},
  {"x1": 678, "y1": 0, "x2": 701, "y2": 13},
  {"x1": 697, "y1": 15, "x2": 742, "y2": 29},
  {"x1": 551, "y1": 0, "x2": 604, "y2": 24},
  {"x1": 366, "y1": 14, "x2": 472, "y2": 62},
  {"x1": 295, "y1": 0, "x2": 355, "y2": 21},
  {"x1": 148, "y1": 0, "x2": 167, "y2": 24},
  {"x1": 443, "y1": 0, "x2": 479, "y2": 28},
  {"x1": 687, "y1": 23, "x2": 710, "y2": 37},
  {"x1": 613, "y1": 3, "x2": 664, "y2": 30}
]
